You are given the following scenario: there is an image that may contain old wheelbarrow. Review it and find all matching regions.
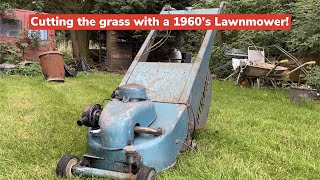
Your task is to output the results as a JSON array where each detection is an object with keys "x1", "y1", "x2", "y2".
[{"x1": 237, "y1": 60, "x2": 316, "y2": 88}]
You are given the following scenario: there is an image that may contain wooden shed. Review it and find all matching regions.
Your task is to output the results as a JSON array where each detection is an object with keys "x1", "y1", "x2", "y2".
[{"x1": 0, "y1": 9, "x2": 55, "y2": 62}]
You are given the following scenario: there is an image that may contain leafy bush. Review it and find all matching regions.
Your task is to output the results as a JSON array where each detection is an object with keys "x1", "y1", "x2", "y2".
[
  {"x1": 0, "y1": 41, "x2": 23, "y2": 64},
  {"x1": 0, "y1": 2, "x2": 14, "y2": 16},
  {"x1": 28, "y1": 31, "x2": 41, "y2": 50},
  {"x1": 55, "y1": 31, "x2": 69, "y2": 44},
  {"x1": 195, "y1": 0, "x2": 320, "y2": 64},
  {"x1": 62, "y1": 52, "x2": 74, "y2": 65},
  {"x1": 287, "y1": 0, "x2": 320, "y2": 56},
  {"x1": 210, "y1": 45, "x2": 233, "y2": 78},
  {"x1": 5, "y1": 64, "x2": 43, "y2": 76},
  {"x1": 304, "y1": 66, "x2": 320, "y2": 91}
]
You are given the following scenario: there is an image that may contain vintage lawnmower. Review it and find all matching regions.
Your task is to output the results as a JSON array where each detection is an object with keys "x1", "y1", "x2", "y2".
[{"x1": 56, "y1": 4, "x2": 225, "y2": 180}]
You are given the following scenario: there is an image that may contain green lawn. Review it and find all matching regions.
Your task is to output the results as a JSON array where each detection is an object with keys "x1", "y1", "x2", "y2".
[{"x1": 0, "y1": 72, "x2": 319, "y2": 179}]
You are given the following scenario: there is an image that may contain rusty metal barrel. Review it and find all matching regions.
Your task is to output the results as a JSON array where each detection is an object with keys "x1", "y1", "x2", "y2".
[{"x1": 39, "y1": 51, "x2": 65, "y2": 82}]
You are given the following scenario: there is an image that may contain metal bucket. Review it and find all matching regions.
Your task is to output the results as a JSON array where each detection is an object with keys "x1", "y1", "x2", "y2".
[
  {"x1": 289, "y1": 87, "x2": 318, "y2": 101},
  {"x1": 39, "y1": 51, "x2": 65, "y2": 82}
]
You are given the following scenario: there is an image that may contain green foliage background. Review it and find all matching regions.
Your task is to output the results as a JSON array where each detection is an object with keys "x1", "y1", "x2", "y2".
[
  {"x1": 1, "y1": 0, "x2": 319, "y2": 77},
  {"x1": 195, "y1": 0, "x2": 320, "y2": 77},
  {"x1": 304, "y1": 66, "x2": 320, "y2": 91}
]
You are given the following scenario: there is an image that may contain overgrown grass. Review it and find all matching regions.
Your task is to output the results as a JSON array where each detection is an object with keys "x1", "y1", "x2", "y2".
[{"x1": 0, "y1": 73, "x2": 319, "y2": 179}]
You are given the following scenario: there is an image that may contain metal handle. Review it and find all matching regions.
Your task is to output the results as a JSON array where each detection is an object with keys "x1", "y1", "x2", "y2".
[
  {"x1": 286, "y1": 61, "x2": 316, "y2": 76},
  {"x1": 134, "y1": 126, "x2": 163, "y2": 136}
]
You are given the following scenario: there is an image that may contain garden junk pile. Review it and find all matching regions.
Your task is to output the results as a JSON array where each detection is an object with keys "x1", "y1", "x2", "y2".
[{"x1": 227, "y1": 46, "x2": 316, "y2": 88}]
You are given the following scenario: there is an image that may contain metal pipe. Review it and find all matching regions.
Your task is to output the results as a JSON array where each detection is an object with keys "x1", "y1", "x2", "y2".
[
  {"x1": 286, "y1": 61, "x2": 316, "y2": 76},
  {"x1": 134, "y1": 126, "x2": 163, "y2": 136},
  {"x1": 73, "y1": 166, "x2": 135, "y2": 179}
]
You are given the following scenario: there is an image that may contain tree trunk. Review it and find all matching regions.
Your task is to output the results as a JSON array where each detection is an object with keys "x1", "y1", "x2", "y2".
[
  {"x1": 70, "y1": 31, "x2": 80, "y2": 58},
  {"x1": 70, "y1": 30, "x2": 91, "y2": 61}
]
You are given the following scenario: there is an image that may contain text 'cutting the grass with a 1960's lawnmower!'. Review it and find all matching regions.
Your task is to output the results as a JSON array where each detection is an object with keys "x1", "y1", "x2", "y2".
[{"x1": 29, "y1": 14, "x2": 292, "y2": 30}]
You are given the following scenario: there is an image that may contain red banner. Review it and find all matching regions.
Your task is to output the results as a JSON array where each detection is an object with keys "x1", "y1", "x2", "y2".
[{"x1": 29, "y1": 14, "x2": 291, "y2": 30}]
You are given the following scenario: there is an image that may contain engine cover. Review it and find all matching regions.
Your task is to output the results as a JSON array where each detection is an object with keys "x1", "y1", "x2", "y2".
[{"x1": 97, "y1": 99, "x2": 156, "y2": 149}]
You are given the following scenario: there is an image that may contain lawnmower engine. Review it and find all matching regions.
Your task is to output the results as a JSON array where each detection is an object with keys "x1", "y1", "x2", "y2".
[{"x1": 56, "y1": 4, "x2": 225, "y2": 180}]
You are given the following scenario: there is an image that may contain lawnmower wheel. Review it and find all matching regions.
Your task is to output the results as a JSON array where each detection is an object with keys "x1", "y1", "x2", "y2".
[
  {"x1": 136, "y1": 166, "x2": 156, "y2": 180},
  {"x1": 56, "y1": 154, "x2": 79, "y2": 177}
]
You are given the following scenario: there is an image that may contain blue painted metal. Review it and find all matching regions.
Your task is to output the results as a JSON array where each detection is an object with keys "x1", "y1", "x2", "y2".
[
  {"x1": 68, "y1": 4, "x2": 226, "y2": 179},
  {"x1": 85, "y1": 102, "x2": 188, "y2": 172},
  {"x1": 125, "y1": 62, "x2": 193, "y2": 103},
  {"x1": 117, "y1": 84, "x2": 148, "y2": 101},
  {"x1": 134, "y1": 103, "x2": 189, "y2": 171},
  {"x1": 94, "y1": 99, "x2": 157, "y2": 150}
]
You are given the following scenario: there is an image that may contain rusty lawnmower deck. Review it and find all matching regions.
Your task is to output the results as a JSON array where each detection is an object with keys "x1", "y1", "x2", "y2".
[{"x1": 56, "y1": 4, "x2": 225, "y2": 180}]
